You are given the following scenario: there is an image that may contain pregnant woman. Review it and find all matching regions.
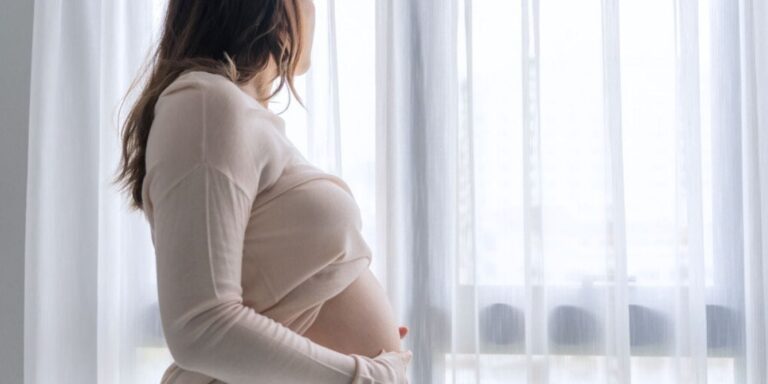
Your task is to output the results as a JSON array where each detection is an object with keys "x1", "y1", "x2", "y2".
[{"x1": 113, "y1": 0, "x2": 412, "y2": 383}]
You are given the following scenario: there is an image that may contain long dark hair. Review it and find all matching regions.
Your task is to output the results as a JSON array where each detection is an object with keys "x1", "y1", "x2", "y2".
[{"x1": 113, "y1": 0, "x2": 304, "y2": 212}]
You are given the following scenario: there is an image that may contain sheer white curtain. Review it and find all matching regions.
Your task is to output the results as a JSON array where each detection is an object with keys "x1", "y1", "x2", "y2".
[
  {"x1": 25, "y1": 0, "x2": 168, "y2": 382},
  {"x1": 373, "y1": 0, "x2": 768, "y2": 383},
  {"x1": 24, "y1": 0, "x2": 767, "y2": 383}
]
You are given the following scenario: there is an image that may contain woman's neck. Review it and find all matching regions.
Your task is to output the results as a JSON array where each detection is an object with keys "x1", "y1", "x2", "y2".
[{"x1": 240, "y1": 60, "x2": 278, "y2": 109}]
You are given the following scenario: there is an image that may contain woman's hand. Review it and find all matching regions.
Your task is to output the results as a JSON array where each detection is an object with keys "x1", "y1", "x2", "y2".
[
  {"x1": 353, "y1": 326, "x2": 412, "y2": 383},
  {"x1": 351, "y1": 349, "x2": 412, "y2": 383}
]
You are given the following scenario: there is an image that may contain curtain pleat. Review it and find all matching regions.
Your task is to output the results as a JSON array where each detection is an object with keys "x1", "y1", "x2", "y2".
[
  {"x1": 27, "y1": 1, "x2": 105, "y2": 382},
  {"x1": 456, "y1": 0, "x2": 481, "y2": 381},
  {"x1": 673, "y1": 0, "x2": 708, "y2": 382},
  {"x1": 375, "y1": 1, "x2": 459, "y2": 383},
  {"x1": 305, "y1": 0, "x2": 343, "y2": 176},
  {"x1": 599, "y1": 0, "x2": 633, "y2": 381},
  {"x1": 27, "y1": 1, "x2": 162, "y2": 383},
  {"x1": 520, "y1": 0, "x2": 549, "y2": 382},
  {"x1": 709, "y1": 1, "x2": 748, "y2": 382},
  {"x1": 741, "y1": 0, "x2": 768, "y2": 382}
]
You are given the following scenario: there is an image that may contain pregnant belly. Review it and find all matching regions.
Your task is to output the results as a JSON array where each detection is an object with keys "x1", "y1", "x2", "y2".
[{"x1": 301, "y1": 268, "x2": 402, "y2": 358}]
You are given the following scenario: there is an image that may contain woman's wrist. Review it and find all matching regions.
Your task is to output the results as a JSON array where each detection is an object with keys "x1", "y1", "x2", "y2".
[{"x1": 349, "y1": 349, "x2": 412, "y2": 384}]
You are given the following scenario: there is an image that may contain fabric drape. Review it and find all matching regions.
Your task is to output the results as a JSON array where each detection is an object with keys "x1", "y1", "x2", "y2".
[
  {"x1": 26, "y1": 1, "x2": 165, "y2": 382},
  {"x1": 377, "y1": 0, "x2": 768, "y2": 383}
]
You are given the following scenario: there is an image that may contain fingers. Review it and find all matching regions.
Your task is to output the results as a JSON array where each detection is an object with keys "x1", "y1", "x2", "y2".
[
  {"x1": 377, "y1": 348, "x2": 412, "y2": 362},
  {"x1": 402, "y1": 350, "x2": 413, "y2": 363}
]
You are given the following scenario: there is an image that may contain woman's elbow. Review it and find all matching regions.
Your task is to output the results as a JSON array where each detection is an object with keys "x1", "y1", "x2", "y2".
[
  {"x1": 163, "y1": 323, "x2": 208, "y2": 371},
  {"x1": 160, "y1": 299, "x2": 244, "y2": 371}
]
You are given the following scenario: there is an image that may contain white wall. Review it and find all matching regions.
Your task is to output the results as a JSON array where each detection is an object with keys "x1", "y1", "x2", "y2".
[{"x1": 0, "y1": 0, "x2": 34, "y2": 382}]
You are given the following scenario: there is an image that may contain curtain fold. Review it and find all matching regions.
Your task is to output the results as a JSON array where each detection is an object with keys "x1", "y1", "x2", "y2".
[
  {"x1": 26, "y1": 1, "x2": 164, "y2": 382},
  {"x1": 376, "y1": 1, "x2": 459, "y2": 383},
  {"x1": 741, "y1": 0, "x2": 768, "y2": 382},
  {"x1": 304, "y1": 0, "x2": 343, "y2": 175},
  {"x1": 675, "y1": 0, "x2": 708, "y2": 382}
]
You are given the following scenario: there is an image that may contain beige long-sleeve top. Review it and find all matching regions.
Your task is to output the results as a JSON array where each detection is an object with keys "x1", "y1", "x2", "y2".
[{"x1": 141, "y1": 70, "x2": 403, "y2": 383}]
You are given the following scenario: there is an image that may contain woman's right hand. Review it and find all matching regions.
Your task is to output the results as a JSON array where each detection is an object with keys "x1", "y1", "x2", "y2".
[{"x1": 350, "y1": 349, "x2": 413, "y2": 383}]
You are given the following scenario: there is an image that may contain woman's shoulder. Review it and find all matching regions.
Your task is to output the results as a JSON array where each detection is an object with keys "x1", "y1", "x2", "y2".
[
  {"x1": 153, "y1": 70, "x2": 285, "y2": 135},
  {"x1": 158, "y1": 70, "x2": 253, "y2": 114},
  {"x1": 163, "y1": 70, "x2": 237, "y2": 95},
  {"x1": 146, "y1": 70, "x2": 295, "y2": 201}
]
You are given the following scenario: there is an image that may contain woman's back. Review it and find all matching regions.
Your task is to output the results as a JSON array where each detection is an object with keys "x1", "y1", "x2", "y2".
[{"x1": 143, "y1": 70, "x2": 403, "y2": 383}]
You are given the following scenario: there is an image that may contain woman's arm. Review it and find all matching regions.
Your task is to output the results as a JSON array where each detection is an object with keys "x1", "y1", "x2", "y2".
[{"x1": 144, "y1": 73, "x2": 410, "y2": 384}]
